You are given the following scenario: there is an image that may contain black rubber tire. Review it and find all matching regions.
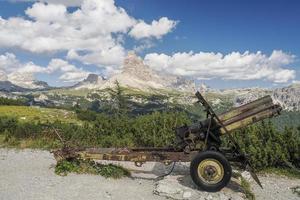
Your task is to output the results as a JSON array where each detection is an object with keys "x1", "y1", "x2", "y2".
[{"x1": 190, "y1": 150, "x2": 232, "y2": 192}]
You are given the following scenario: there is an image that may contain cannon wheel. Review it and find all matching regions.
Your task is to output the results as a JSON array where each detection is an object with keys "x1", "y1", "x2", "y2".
[{"x1": 190, "y1": 150, "x2": 232, "y2": 192}]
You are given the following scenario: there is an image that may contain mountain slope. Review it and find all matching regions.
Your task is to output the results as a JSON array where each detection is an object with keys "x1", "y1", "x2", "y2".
[
  {"x1": 0, "y1": 81, "x2": 28, "y2": 92},
  {"x1": 72, "y1": 74, "x2": 106, "y2": 90},
  {"x1": 273, "y1": 83, "x2": 300, "y2": 111},
  {"x1": 8, "y1": 72, "x2": 50, "y2": 90},
  {"x1": 224, "y1": 84, "x2": 300, "y2": 111}
]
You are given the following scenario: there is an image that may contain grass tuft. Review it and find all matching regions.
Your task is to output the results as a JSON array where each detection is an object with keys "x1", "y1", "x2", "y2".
[
  {"x1": 55, "y1": 158, "x2": 130, "y2": 179},
  {"x1": 240, "y1": 176, "x2": 255, "y2": 200},
  {"x1": 232, "y1": 171, "x2": 255, "y2": 200}
]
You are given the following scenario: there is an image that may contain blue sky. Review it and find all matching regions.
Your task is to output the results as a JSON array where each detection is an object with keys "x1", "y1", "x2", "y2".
[
  {"x1": 118, "y1": 0, "x2": 300, "y2": 54},
  {"x1": 0, "y1": 0, "x2": 299, "y2": 89}
]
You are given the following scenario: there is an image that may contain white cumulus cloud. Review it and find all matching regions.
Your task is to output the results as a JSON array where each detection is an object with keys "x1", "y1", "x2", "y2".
[
  {"x1": 0, "y1": 52, "x2": 90, "y2": 85},
  {"x1": 0, "y1": 52, "x2": 47, "y2": 87},
  {"x1": 46, "y1": 58, "x2": 89, "y2": 82},
  {"x1": 144, "y1": 50, "x2": 296, "y2": 83},
  {"x1": 0, "y1": 0, "x2": 177, "y2": 69},
  {"x1": 25, "y1": 2, "x2": 67, "y2": 22},
  {"x1": 129, "y1": 17, "x2": 178, "y2": 39},
  {"x1": 0, "y1": 52, "x2": 45, "y2": 75}
]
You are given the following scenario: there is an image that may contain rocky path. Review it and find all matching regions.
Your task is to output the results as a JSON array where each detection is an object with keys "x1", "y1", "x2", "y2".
[
  {"x1": 0, "y1": 149, "x2": 299, "y2": 200},
  {"x1": 251, "y1": 174, "x2": 300, "y2": 200}
]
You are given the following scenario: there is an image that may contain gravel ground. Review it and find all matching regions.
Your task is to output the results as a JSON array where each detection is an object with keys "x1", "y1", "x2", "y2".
[
  {"x1": 0, "y1": 148, "x2": 299, "y2": 200},
  {"x1": 251, "y1": 173, "x2": 300, "y2": 200},
  {"x1": 0, "y1": 149, "x2": 164, "y2": 200}
]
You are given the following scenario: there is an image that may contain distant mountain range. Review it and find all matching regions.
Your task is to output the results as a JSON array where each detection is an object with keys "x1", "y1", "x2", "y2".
[
  {"x1": 0, "y1": 79, "x2": 51, "y2": 92},
  {"x1": 0, "y1": 52, "x2": 299, "y2": 111},
  {"x1": 72, "y1": 52, "x2": 196, "y2": 92},
  {"x1": 0, "y1": 81, "x2": 28, "y2": 92},
  {"x1": 201, "y1": 83, "x2": 300, "y2": 111}
]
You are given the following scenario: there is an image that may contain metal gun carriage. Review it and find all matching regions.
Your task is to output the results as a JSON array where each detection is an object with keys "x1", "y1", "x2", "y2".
[{"x1": 53, "y1": 91, "x2": 281, "y2": 192}]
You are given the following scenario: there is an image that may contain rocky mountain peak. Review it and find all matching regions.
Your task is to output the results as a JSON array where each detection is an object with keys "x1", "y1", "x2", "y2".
[
  {"x1": 123, "y1": 51, "x2": 144, "y2": 71},
  {"x1": 33, "y1": 80, "x2": 50, "y2": 89},
  {"x1": 72, "y1": 73, "x2": 105, "y2": 90},
  {"x1": 273, "y1": 84, "x2": 300, "y2": 111},
  {"x1": 83, "y1": 74, "x2": 105, "y2": 84},
  {"x1": 199, "y1": 83, "x2": 209, "y2": 93},
  {"x1": 122, "y1": 51, "x2": 159, "y2": 81}
]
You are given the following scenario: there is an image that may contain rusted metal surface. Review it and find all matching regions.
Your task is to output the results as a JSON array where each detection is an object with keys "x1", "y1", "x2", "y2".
[
  {"x1": 53, "y1": 147, "x2": 198, "y2": 163},
  {"x1": 219, "y1": 95, "x2": 273, "y2": 122},
  {"x1": 220, "y1": 104, "x2": 281, "y2": 133},
  {"x1": 222, "y1": 103, "x2": 278, "y2": 126},
  {"x1": 220, "y1": 105, "x2": 281, "y2": 133}
]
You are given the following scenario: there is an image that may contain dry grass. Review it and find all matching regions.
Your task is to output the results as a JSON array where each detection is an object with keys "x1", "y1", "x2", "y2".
[{"x1": 0, "y1": 106, "x2": 81, "y2": 124}]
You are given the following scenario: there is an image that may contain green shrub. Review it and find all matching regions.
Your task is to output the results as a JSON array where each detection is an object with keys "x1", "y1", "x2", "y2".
[
  {"x1": 76, "y1": 109, "x2": 97, "y2": 121},
  {"x1": 0, "y1": 97, "x2": 26, "y2": 106},
  {"x1": 55, "y1": 159, "x2": 130, "y2": 178},
  {"x1": 55, "y1": 159, "x2": 81, "y2": 176},
  {"x1": 95, "y1": 164, "x2": 131, "y2": 178},
  {"x1": 0, "y1": 110, "x2": 299, "y2": 172},
  {"x1": 227, "y1": 120, "x2": 300, "y2": 169}
]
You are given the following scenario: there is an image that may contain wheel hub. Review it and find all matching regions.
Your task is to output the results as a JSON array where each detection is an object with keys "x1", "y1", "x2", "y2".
[{"x1": 197, "y1": 158, "x2": 224, "y2": 184}]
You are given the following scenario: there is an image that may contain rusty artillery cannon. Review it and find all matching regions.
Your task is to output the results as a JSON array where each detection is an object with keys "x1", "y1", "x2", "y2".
[{"x1": 53, "y1": 91, "x2": 281, "y2": 192}]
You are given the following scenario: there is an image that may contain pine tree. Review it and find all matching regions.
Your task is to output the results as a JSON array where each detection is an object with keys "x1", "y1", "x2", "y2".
[
  {"x1": 108, "y1": 81, "x2": 130, "y2": 116},
  {"x1": 90, "y1": 100, "x2": 100, "y2": 112}
]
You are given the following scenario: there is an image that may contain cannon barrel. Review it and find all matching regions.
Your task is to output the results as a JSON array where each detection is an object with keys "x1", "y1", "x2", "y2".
[
  {"x1": 195, "y1": 92, "x2": 282, "y2": 134},
  {"x1": 219, "y1": 96, "x2": 273, "y2": 122},
  {"x1": 218, "y1": 96, "x2": 282, "y2": 133}
]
